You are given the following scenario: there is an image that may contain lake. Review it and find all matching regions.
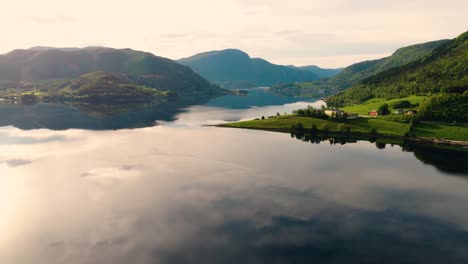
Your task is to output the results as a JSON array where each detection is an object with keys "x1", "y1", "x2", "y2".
[{"x1": 1, "y1": 88, "x2": 468, "y2": 264}]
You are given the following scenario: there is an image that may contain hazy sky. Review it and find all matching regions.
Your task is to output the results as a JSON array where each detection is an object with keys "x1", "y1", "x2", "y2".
[{"x1": 0, "y1": 0, "x2": 466, "y2": 67}]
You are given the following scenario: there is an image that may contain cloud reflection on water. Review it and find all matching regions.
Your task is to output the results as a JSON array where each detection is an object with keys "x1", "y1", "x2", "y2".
[{"x1": 1, "y1": 125, "x2": 468, "y2": 263}]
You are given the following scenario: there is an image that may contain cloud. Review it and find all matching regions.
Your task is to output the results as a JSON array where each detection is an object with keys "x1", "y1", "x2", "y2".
[
  {"x1": 2, "y1": 159, "x2": 32, "y2": 167},
  {"x1": 80, "y1": 165, "x2": 141, "y2": 178},
  {"x1": 0, "y1": 0, "x2": 466, "y2": 67},
  {"x1": 0, "y1": 133, "x2": 68, "y2": 145}
]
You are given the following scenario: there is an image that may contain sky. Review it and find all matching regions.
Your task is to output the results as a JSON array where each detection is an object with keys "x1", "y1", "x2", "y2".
[{"x1": 0, "y1": 0, "x2": 466, "y2": 68}]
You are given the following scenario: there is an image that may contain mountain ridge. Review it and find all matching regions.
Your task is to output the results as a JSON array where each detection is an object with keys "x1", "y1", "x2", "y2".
[
  {"x1": 271, "y1": 39, "x2": 450, "y2": 97},
  {"x1": 0, "y1": 46, "x2": 227, "y2": 102},
  {"x1": 327, "y1": 31, "x2": 467, "y2": 106},
  {"x1": 178, "y1": 49, "x2": 325, "y2": 88}
]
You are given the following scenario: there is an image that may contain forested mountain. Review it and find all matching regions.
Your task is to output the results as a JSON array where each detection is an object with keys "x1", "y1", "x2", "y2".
[
  {"x1": 0, "y1": 47, "x2": 226, "y2": 101},
  {"x1": 327, "y1": 31, "x2": 467, "y2": 106},
  {"x1": 178, "y1": 49, "x2": 320, "y2": 88},
  {"x1": 272, "y1": 39, "x2": 449, "y2": 97},
  {"x1": 327, "y1": 31, "x2": 468, "y2": 122}
]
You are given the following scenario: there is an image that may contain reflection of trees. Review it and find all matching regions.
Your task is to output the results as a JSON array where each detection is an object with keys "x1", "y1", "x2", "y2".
[
  {"x1": 375, "y1": 142, "x2": 386, "y2": 149},
  {"x1": 411, "y1": 146, "x2": 468, "y2": 176},
  {"x1": 289, "y1": 132, "x2": 468, "y2": 177},
  {"x1": 290, "y1": 132, "x2": 357, "y2": 146}
]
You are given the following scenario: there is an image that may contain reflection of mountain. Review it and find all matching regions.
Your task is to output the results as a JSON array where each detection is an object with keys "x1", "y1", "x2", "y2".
[
  {"x1": 0, "y1": 99, "x2": 208, "y2": 130},
  {"x1": 206, "y1": 88, "x2": 314, "y2": 109}
]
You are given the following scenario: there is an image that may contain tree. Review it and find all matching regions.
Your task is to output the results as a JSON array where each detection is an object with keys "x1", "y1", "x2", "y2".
[
  {"x1": 296, "y1": 109, "x2": 306, "y2": 116},
  {"x1": 418, "y1": 92, "x2": 468, "y2": 122},
  {"x1": 261, "y1": 116, "x2": 265, "y2": 120},
  {"x1": 378, "y1": 104, "x2": 390, "y2": 115}
]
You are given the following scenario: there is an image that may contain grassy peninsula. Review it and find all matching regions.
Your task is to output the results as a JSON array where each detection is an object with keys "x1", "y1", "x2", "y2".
[
  {"x1": 220, "y1": 97, "x2": 468, "y2": 146},
  {"x1": 227, "y1": 31, "x2": 468, "y2": 146}
]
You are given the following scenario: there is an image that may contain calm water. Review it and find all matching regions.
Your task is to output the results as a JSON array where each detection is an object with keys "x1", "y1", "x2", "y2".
[{"x1": 1, "y1": 89, "x2": 468, "y2": 264}]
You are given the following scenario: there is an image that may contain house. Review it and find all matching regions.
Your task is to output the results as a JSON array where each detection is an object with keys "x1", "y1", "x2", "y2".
[
  {"x1": 394, "y1": 109, "x2": 404, "y2": 115},
  {"x1": 347, "y1": 113, "x2": 359, "y2": 119},
  {"x1": 406, "y1": 110, "x2": 418, "y2": 115},
  {"x1": 325, "y1": 109, "x2": 345, "y2": 118},
  {"x1": 369, "y1": 110, "x2": 379, "y2": 117}
]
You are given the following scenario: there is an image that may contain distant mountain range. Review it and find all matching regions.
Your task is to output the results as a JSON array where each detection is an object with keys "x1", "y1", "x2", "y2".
[
  {"x1": 0, "y1": 47, "x2": 226, "y2": 103},
  {"x1": 290, "y1": 65, "x2": 343, "y2": 79},
  {"x1": 178, "y1": 49, "x2": 340, "y2": 88}
]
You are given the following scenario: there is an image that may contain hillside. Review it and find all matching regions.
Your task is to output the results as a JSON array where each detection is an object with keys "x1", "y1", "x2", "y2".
[
  {"x1": 55, "y1": 71, "x2": 169, "y2": 102},
  {"x1": 178, "y1": 49, "x2": 320, "y2": 88},
  {"x1": 0, "y1": 47, "x2": 226, "y2": 101},
  {"x1": 272, "y1": 39, "x2": 449, "y2": 97},
  {"x1": 327, "y1": 31, "x2": 468, "y2": 107}
]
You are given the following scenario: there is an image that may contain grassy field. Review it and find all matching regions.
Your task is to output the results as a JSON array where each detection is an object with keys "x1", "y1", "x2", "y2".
[
  {"x1": 223, "y1": 115, "x2": 468, "y2": 141},
  {"x1": 340, "y1": 96, "x2": 426, "y2": 115},
  {"x1": 413, "y1": 122, "x2": 468, "y2": 141},
  {"x1": 225, "y1": 116, "x2": 409, "y2": 135}
]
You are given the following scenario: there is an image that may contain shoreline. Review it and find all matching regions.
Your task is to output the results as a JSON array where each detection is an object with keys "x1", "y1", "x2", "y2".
[{"x1": 216, "y1": 124, "x2": 468, "y2": 148}]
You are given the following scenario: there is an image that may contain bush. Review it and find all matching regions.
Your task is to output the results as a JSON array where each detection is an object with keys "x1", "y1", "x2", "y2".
[
  {"x1": 369, "y1": 127, "x2": 378, "y2": 135},
  {"x1": 293, "y1": 107, "x2": 328, "y2": 120},
  {"x1": 291, "y1": 123, "x2": 304, "y2": 131}
]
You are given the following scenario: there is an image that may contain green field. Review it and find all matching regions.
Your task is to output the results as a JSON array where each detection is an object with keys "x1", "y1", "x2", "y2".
[
  {"x1": 412, "y1": 122, "x2": 468, "y2": 141},
  {"x1": 224, "y1": 116, "x2": 409, "y2": 135},
  {"x1": 223, "y1": 115, "x2": 468, "y2": 142},
  {"x1": 340, "y1": 96, "x2": 426, "y2": 115}
]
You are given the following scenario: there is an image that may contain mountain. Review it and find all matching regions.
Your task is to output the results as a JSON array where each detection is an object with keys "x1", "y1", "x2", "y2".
[
  {"x1": 295, "y1": 65, "x2": 342, "y2": 78},
  {"x1": 330, "y1": 39, "x2": 449, "y2": 88},
  {"x1": 0, "y1": 46, "x2": 226, "y2": 102},
  {"x1": 327, "y1": 31, "x2": 468, "y2": 107},
  {"x1": 178, "y1": 49, "x2": 320, "y2": 88},
  {"x1": 271, "y1": 39, "x2": 449, "y2": 97}
]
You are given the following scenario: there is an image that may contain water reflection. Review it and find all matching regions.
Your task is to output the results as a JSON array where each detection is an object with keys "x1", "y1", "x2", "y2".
[
  {"x1": 1, "y1": 127, "x2": 468, "y2": 263},
  {"x1": 289, "y1": 131, "x2": 468, "y2": 176},
  {"x1": 0, "y1": 89, "x2": 319, "y2": 130},
  {"x1": 1, "y1": 88, "x2": 468, "y2": 263},
  {"x1": 0, "y1": 100, "x2": 197, "y2": 130}
]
